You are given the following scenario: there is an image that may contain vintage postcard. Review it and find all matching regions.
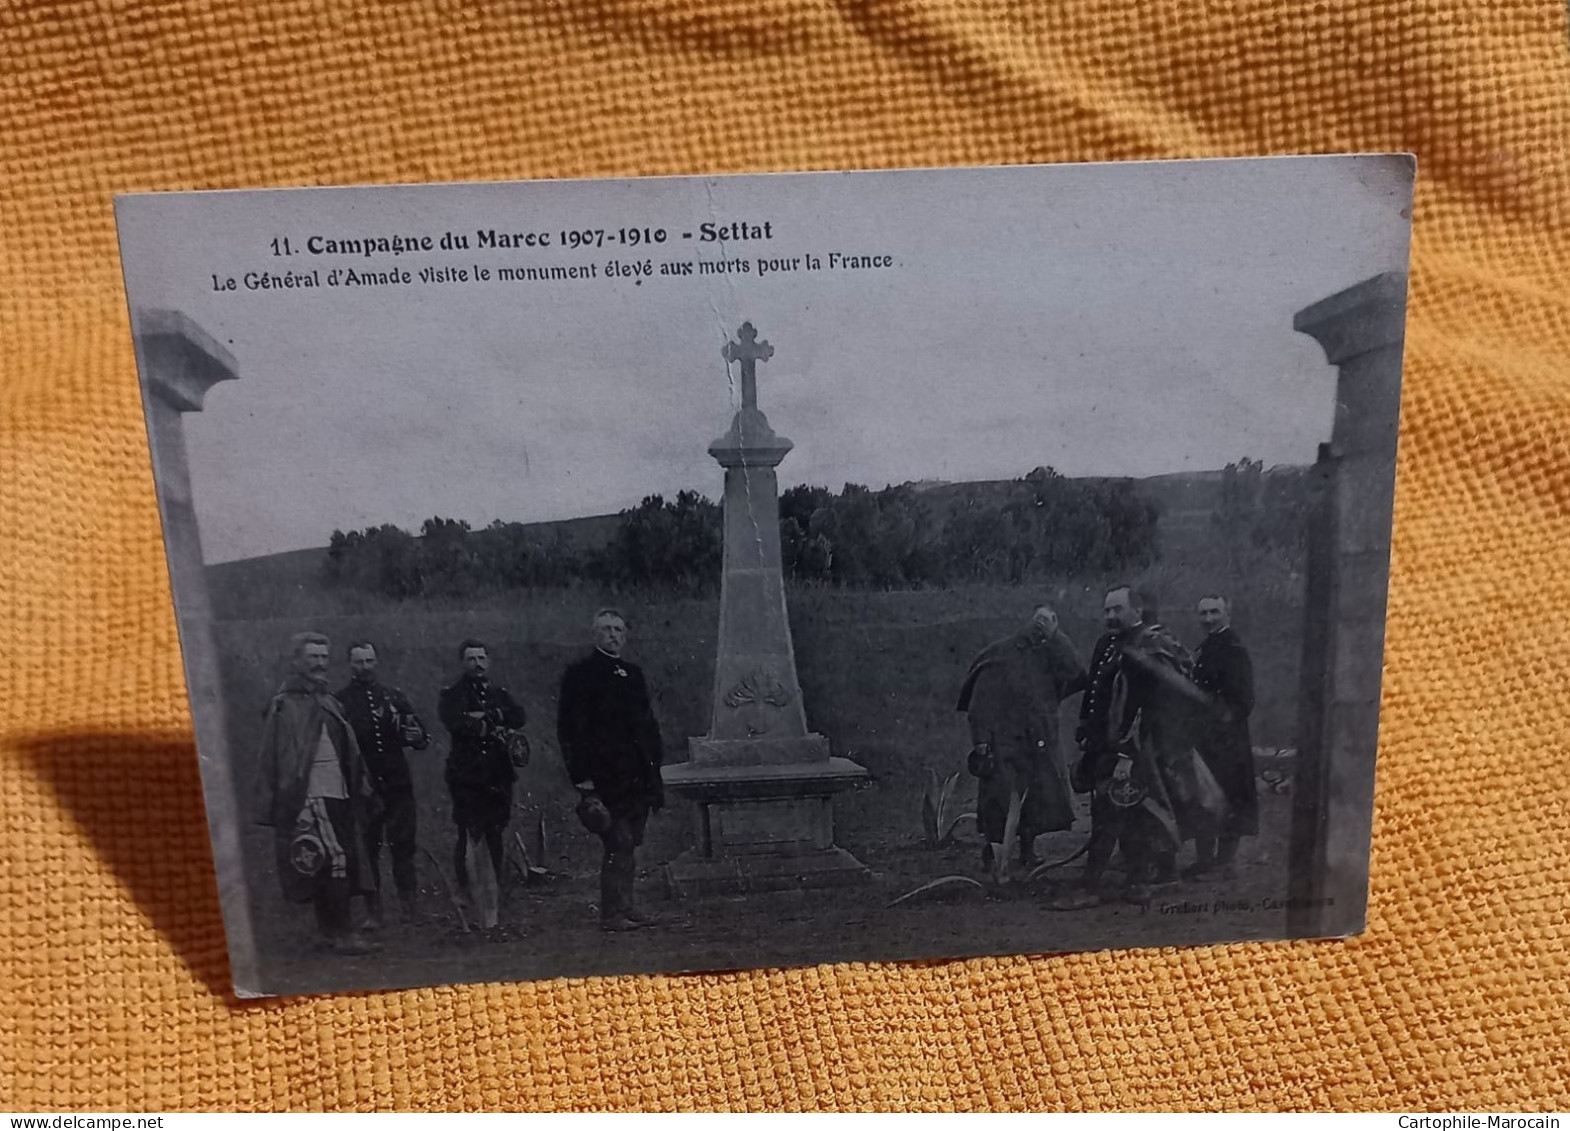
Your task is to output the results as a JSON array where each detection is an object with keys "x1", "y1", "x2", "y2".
[{"x1": 116, "y1": 156, "x2": 1413, "y2": 998}]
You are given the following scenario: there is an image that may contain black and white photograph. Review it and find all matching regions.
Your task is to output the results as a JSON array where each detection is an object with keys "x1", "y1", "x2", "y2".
[{"x1": 116, "y1": 156, "x2": 1414, "y2": 998}]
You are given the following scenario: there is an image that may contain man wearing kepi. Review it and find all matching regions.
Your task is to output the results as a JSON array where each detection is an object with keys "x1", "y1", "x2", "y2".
[
  {"x1": 439, "y1": 639, "x2": 527, "y2": 902},
  {"x1": 255, "y1": 631, "x2": 380, "y2": 955},
  {"x1": 1189, "y1": 595, "x2": 1258, "y2": 877},
  {"x1": 957, "y1": 604, "x2": 1085, "y2": 872},
  {"x1": 557, "y1": 608, "x2": 666, "y2": 932},
  {"x1": 336, "y1": 640, "x2": 430, "y2": 926}
]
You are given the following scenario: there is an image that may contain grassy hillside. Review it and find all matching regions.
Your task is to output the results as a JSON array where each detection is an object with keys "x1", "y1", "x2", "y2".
[
  {"x1": 206, "y1": 510, "x2": 623, "y2": 620},
  {"x1": 205, "y1": 466, "x2": 1307, "y2": 621}
]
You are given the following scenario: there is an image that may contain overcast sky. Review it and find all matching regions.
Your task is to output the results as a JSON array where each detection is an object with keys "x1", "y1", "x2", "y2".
[{"x1": 118, "y1": 156, "x2": 1412, "y2": 563}]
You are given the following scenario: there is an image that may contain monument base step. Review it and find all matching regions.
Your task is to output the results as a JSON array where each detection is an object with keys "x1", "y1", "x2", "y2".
[
  {"x1": 663, "y1": 847, "x2": 871, "y2": 897},
  {"x1": 685, "y1": 733, "x2": 832, "y2": 768},
  {"x1": 662, "y1": 756, "x2": 869, "y2": 799}
]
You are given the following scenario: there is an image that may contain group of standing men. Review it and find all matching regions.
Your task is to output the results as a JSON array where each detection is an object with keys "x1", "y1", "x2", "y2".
[
  {"x1": 253, "y1": 608, "x2": 667, "y2": 955},
  {"x1": 960, "y1": 585, "x2": 1259, "y2": 906},
  {"x1": 250, "y1": 587, "x2": 1259, "y2": 954}
]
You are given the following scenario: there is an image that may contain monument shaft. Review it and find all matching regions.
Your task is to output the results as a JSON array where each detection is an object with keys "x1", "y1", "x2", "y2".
[{"x1": 708, "y1": 461, "x2": 814, "y2": 744}]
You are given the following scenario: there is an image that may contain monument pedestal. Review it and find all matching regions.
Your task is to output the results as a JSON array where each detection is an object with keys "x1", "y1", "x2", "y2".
[
  {"x1": 663, "y1": 756, "x2": 871, "y2": 895},
  {"x1": 662, "y1": 322, "x2": 870, "y2": 897}
]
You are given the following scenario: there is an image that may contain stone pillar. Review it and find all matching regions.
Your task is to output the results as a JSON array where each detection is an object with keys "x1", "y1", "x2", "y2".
[
  {"x1": 1289, "y1": 272, "x2": 1408, "y2": 938},
  {"x1": 662, "y1": 328, "x2": 870, "y2": 895},
  {"x1": 133, "y1": 309, "x2": 260, "y2": 991}
]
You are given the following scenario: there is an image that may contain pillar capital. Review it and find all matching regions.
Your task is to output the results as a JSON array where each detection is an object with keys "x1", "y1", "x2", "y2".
[
  {"x1": 1293, "y1": 271, "x2": 1408, "y2": 366},
  {"x1": 134, "y1": 308, "x2": 238, "y2": 412}
]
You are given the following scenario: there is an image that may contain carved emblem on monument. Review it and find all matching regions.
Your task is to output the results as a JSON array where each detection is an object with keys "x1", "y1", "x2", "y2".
[
  {"x1": 722, "y1": 666, "x2": 792, "y2": 735},
  {"x1": 722, "y1": 666, "x2": 792, "y2": 710}
]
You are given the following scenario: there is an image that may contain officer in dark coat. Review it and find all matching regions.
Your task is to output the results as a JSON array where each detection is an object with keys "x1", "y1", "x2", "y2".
[
  {"x1": 1053, "y1": 586, "x2": 1222, "y2": 908},
  {"x1": 556, "y1": 608, "x2": 665, "y2": 932},
  {"x1": 1060, "y1": 586, "x2": 1174, "y2": 905},
  {"x1": 438, "y1": 639, "x2": 527, "y2": 896},
  {"x1": 336, "y1": 640, "x2": 429, "y2": 926},
  {"x1": 957, "y1": 605, "x2": 1085, "y2": 870},
  {"x1": 1191, "y1": 595, "x2": 1259, "y2": 875}
]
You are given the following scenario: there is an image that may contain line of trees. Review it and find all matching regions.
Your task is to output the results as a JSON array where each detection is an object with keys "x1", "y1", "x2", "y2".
[
  {"x1": 323, "y1": 463, "x2": 1304, "y2": 600},
  {"x1": 325, "y1": 493, "x2": 725, "y2": 600},
  {"x1": 778, "y1": 467, "x2": 1161, "y2": 588},
  {"x1": 1213, "y1": 457, "x2": 1316, "y2": 556}
]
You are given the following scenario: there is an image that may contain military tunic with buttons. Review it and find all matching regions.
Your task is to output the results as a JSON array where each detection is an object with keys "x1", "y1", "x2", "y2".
[
  {"x1": 439, "y1": 676, "x2": 527, "y2": 833},
  {"x1": 336, "y1": 678, "x2": 430, "y2": 899},
  {"x1": 335, "y1": 680, "x2": 429, "y2": 793}
]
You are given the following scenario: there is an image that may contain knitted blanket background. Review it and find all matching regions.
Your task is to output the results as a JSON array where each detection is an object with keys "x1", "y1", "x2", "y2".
[{"x1": 2, "y1": 0, "x2": 1567, "y2": 1111}]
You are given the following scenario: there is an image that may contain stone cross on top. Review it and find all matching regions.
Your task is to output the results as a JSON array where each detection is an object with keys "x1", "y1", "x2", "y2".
[{"x1": 722, "y1": 322, "x2": 774, "y2": 411}]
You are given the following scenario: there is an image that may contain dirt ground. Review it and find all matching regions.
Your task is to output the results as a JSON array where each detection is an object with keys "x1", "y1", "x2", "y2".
[{"x1": 249, "y1": 787, "x2": 1302, "y2": 998}]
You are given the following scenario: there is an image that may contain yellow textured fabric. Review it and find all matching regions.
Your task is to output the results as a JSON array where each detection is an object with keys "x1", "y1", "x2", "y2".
[{"x1": 2, "y1": 0, "x2": 1567, "y2": 1111}]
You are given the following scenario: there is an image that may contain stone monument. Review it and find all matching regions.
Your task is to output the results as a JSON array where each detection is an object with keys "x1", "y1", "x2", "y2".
[
  {"x1": 663, "y1": 323, "x2": 870, "y2": 894},
  {"x1": 1289, "y1": 271, "x2": 1408, "y2": 938}
]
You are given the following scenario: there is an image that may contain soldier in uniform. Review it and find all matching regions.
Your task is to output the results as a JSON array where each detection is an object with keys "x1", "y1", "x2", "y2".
[
  {"x1": 1190, "y1": 595, "x2": 1259, "y2": 877},
  {"x1": 335, "y1": 640, "x2": 429, "y2": 926},
  {"x1": 438, "y1": 639, "x2": 527, "y2": 900},
  {"x1": 557, "y1": 608, "x2": 666, "y2": 932},
  {"x1": 1053, "y1": 586, "x2": 1223, "y2": 908}
]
